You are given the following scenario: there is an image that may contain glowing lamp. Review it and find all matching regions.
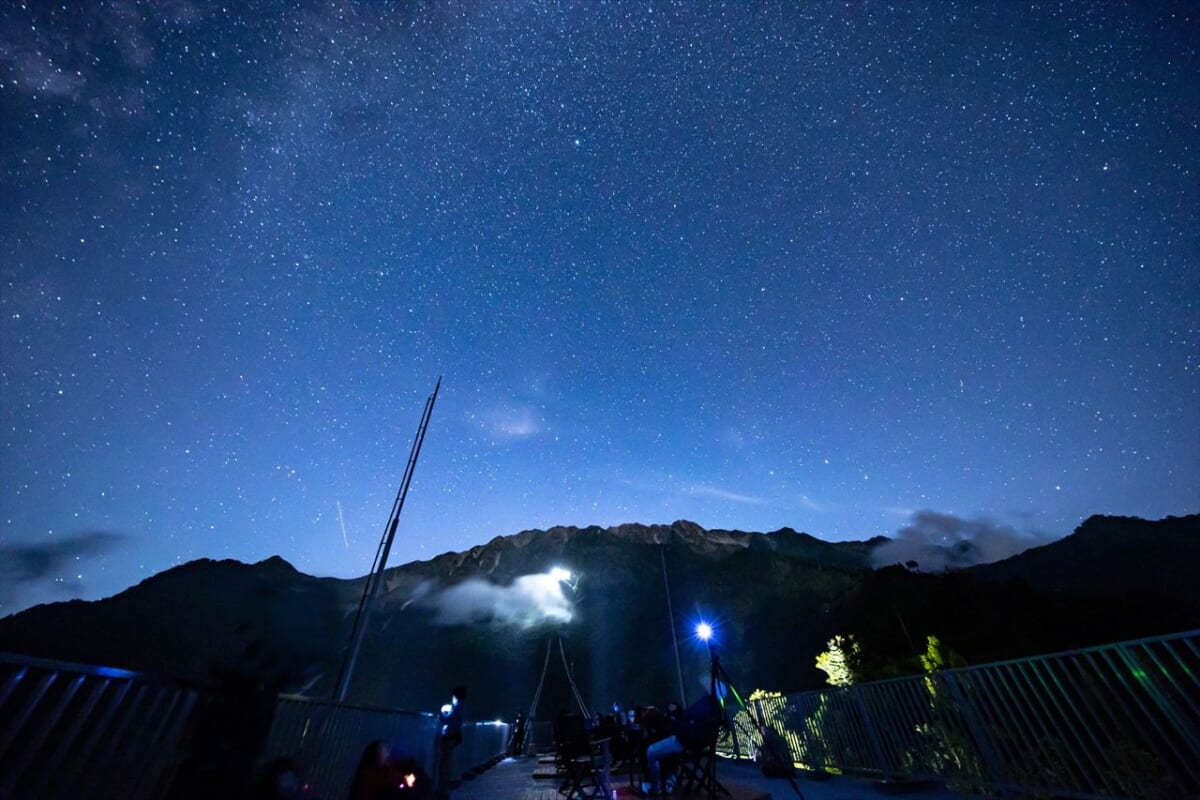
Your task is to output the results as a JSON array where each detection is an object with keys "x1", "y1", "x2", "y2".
[
  {"x1": 549, "y1": 567, "x2": 573, "y2": 583},
  {"x1": 695, "y1": 622, "x2": 714, "y2": 641}
]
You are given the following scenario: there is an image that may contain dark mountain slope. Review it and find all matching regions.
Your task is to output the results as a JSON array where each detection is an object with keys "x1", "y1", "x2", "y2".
[
  {"x1": 1, "y1": 515, "x2": 1195, "y2": 718},
  {"x1": 327, "y1": 522, "x2": 868, "y2": 718},
  {"x1": 831, "y1": 515, "x2": 1200, "y2": 677},
  {"x1": 0, "y1": 555, "x2": 342, "y2": 687},
  {"x1": 973, "y1": 514, "x2": 1200, "y2": 601}
]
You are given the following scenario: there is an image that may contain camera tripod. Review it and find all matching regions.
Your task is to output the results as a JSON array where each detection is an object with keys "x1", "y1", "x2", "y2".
[{"x1": 707, "y1": 642, "x2": 806, "y2": 800}]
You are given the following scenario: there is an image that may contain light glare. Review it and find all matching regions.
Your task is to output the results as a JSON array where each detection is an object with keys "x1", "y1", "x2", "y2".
[{"x1": 696, "y1": 622, "x2": 713, "y2": 641}]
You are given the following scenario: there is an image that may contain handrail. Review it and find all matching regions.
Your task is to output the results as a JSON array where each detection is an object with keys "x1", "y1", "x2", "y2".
[
  {"x1": 4, "y1": 630, "x2": 1196, "y2": 799},
  {"x1": 0, "y1": 654, "x2": 508, "y2": 799},
  {"x1": 735, "y1": 629, "x2": 1200, "y2": 800},
  {"x1": 0, "y1": 650, "x2": 170, "y2": 683}
]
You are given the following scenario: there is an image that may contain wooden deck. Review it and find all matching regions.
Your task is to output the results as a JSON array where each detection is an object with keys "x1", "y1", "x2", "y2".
[{"x1": 452, "y1": 755, "x2": 978, "y2": 799}]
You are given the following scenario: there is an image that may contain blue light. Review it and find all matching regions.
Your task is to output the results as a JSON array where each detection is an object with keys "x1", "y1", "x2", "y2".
[
  {"x1": 695, "y1": 622, "x2": 714, "y2": 641},
  {"x1": 93, "y1": 665, "x2": 138, "y2": 679}
]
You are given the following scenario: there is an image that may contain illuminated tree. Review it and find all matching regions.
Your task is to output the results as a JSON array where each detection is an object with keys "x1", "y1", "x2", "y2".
[
  {"x1": 814, "y1": 634, "x2": 861, "y2": 687},
  {"x1": 920, "y1": 635, "x2": 966, "y2": 674}
]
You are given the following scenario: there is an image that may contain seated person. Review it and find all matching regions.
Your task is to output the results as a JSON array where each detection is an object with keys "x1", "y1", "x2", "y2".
[
  {"x1": 643, "y1": 693, "x2": 722, "y2": 794},
  {"x1": 637, "y1": 705, "x2": 669, "y2": 743},
  {"x1": 254, "y1": 757, "x2": 300, "y2": 800},
  {"x1": 392, "y1": 755, "x2": 433, "y2": 798},
  {"x1": 350, "y1": 740, "x2": 430, "y2": 800}
]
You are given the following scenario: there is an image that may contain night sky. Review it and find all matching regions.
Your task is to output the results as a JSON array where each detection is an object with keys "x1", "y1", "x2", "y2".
[{"x1": 2, "y1": 2, "x2": 1197, "y2": 615}]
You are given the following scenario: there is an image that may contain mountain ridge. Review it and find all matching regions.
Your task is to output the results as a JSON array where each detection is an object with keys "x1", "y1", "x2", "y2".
[
  {"x1": 390, "y1": 519, "x2": 880, "y2": 584},
  {"x1": 1, "y1": 513, "x2": 1195, "y2": 718}
]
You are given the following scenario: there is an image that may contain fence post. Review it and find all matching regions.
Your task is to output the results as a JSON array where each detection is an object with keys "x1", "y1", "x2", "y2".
[
  {"x1": 753, "y1": 699, "x2": 770, "y2": 761},
  {"x1": 1114, "y1": 643, "x2": 1200, "y2": 780},
  {"x1": 941, "y1": 672, "x2": 1011, "y2": 798},
  {"x1": 850, "y1": 688, "x2": 890, "y2": 777}
]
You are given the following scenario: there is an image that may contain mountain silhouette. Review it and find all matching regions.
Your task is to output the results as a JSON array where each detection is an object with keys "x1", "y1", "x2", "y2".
[{"x1": 0, "y1": 515, "x2": 1195, "y2": 718}]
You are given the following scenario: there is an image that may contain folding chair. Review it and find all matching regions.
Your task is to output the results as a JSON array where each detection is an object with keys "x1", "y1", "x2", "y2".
[
  {"x1": 553, "y1": 715, "x2": 611, "y2": 799},
  {"x1": 674, "y1": 732, "x2": 729, "y2": 798}
]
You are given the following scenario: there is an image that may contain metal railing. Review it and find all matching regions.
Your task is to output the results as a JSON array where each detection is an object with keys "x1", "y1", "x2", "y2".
[
  {"x1": 0, "y1": 653, "x2": 199, "y2": 800},
  {"x1": 0, "y1": 653, "x2": 508, "y2": 800},
  {"x1": 735, "y1": 630, "x2": 1200, "y2": 800},
  {"x1": 262, "y1": 695, "x2": 509, "y2": 798},
  {"x1": 5, "y1": 631, "x2": 1196, "y2": 799}
]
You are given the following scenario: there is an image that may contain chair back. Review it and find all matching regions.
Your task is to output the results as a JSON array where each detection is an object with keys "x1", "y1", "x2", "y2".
[{"x1": 553, "y1": 714, "x2": 590, "y2": 760}]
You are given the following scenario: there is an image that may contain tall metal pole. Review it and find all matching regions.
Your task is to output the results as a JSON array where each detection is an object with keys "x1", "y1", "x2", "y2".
[
  {"x1": 333, "y1": 377, "x2": 441, "y2": 703},
  {"x1": 661, "y1": 545, "x2": 688, "y2": 706}
]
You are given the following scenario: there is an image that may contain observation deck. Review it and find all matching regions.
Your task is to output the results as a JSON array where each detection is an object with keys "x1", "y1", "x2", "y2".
[
  {"x1": 1, "y1": 629, "x2": 1196, "y2": 799},
  {"x1": 453, "y1": 753, "x2": 970, "y2": 799}
]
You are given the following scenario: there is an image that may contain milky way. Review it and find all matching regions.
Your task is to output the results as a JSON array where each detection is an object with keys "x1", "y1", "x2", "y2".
[{"x1": 1, "y1": 2, "x2": 1196, "y2": 613}]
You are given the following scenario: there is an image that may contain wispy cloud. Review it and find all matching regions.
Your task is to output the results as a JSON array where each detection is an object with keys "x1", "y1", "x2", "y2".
[
  {"x1": 0, "y1": 530, "x2": 126, "y2": 607},
  {"x1": 613, "y1": 473, "x2": 769, "y2": 508},
  {"x1": 479, "y1": 405, "x2": 541, "y2": 440},
  {"x1": 718, "y1": 427, "x2": 745, "y2": 448},
  {"x1": 682, "y1": 484, "x2": 766, "y2": 506},
  {"x1": 0, "y1": 48, "x2": 84, "y2": 97},
  {"x1": 0, "y1": 2, "x2": 203, "y2": 100},
  {"x1": 883, "y1": 506, "x2": 916, "y2": 518},
  {"x1": 798, "y1": 494, "x2": 826, "y2": 512}
]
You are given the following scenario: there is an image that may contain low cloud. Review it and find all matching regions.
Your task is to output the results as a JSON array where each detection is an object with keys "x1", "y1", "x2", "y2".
[
  {"x1": 870, "y1": 510, "x2": 1048, "y2": 571},
  {"x1": 415, "y1": 572, "x2": 574, "y2": 627},
  {"x1": 0, "y1": 530, "x2": 125, "y2": 605}
]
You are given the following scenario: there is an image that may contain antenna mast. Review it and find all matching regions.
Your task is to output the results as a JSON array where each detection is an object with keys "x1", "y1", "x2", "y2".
[{"x1": 333, "y1": 376, "x2": 441, "y2": 703}]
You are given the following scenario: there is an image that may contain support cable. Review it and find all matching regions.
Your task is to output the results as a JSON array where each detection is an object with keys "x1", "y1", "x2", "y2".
[
  {"x1": 527, "y1": 638, "x2": 553, "y2": 722},
  {"x1": 661, "y1": 545, "x2": 687, "y2": 706},
  {"x1": 559, "y1": 636, "x2": 591, "y2": 718}
]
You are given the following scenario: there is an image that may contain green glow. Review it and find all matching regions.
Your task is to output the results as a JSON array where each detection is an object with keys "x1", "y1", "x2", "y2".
[{"x1": 815, "y1": 634, "x2": 861, "y2": 687}]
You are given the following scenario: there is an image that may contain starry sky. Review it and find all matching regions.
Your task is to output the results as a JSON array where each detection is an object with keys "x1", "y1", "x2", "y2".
[{"x1": 1, "y1": 1, "x2": 1197, "y2": 615}]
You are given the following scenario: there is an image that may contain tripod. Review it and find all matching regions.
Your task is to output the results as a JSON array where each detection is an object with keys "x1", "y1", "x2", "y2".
[{"x1": 706, "y1": 642, "x2": 806, "y2": 800}]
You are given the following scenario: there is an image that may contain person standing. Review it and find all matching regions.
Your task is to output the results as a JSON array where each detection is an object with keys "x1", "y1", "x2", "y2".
[
  {"x1": 434, "y1": 685, "x2": 466, "y2": 799},
  {"x1": 508, "y1": 712, "x2": 527, "y2": 757}
]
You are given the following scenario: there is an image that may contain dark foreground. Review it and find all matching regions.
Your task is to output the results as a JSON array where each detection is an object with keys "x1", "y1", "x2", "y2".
[{"x1": 453, "y1": 756, "x2": 977, "y2": 800}]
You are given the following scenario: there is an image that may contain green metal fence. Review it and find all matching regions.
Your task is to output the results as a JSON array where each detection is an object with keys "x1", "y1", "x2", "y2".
[{"x1": 732, "y1": 630, "x2": 1200, "y2": 800}]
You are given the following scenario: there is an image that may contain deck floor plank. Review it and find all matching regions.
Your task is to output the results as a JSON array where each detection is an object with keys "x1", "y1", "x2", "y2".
[{"x1": 453, "y1": 755, "x2": 979, "y2": 800}]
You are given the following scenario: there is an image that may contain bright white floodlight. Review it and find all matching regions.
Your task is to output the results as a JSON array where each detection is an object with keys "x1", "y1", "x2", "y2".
[
  {"x1": 695, "y1": 622, "x2": 714, "y2": 641},
  {"x1": 549, "y1": 567, "x2": 573, "y2": 583}
]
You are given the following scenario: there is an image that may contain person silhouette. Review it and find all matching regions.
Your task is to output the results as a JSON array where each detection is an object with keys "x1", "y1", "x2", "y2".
[{"x1": 434, "y1": 685, "x2": 467, "y2": 799}]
